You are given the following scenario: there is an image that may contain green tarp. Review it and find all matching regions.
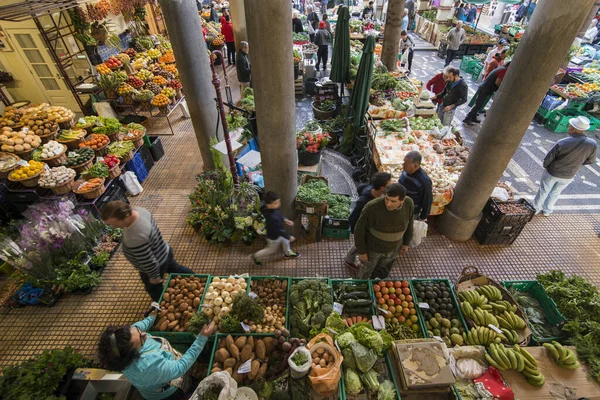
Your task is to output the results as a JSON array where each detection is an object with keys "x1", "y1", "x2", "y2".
[{"x1": 330, "y1": 6, "x2": 350, "y2": 84}]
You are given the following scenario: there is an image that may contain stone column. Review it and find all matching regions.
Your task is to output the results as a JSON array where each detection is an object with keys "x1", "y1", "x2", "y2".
[
  {"x1": 244, "y1": 0, "x2": 298, "y2": 217},
  {"x1": 489, "y1": 2, "x2": 507, "y2": 29},
  {"x1": 229, "y1": 0, "x2": 248, "y2": 51},
  {"x1": 159, "y1": 0, "x2": 217, "y2": 170},
  {"x1": 437, "y1": 0, "x2": 595, "y2": 241},
  {"x1": 381, "y1": 0, "x2": 406, "y2": 71}
]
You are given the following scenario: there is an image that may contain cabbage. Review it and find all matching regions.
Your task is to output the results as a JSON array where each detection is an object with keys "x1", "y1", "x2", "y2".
[
  {"x1": 361, "y1": 369, "x2": 381, "y2": 392},
  {"x1": 344, "y1": 368, "x2": 363, "y2": 395},
  {"x1": 351, "y1": 341, "x2": 378, "y2": 372},
  {"x1": 325, "y1": 312, "x2": 347, "y2": 334},
  {"x1": 342, "y1": 347, "x2": 357, "y2": 370},
  {"x1": 378, "y1": 380, "x2": 397, "y2": 400},
  {"x1": 336, "y1": 332, "x2": 357, "y2": 349},
  {"x1": 350, "y1": 324, "x2": 388, "y2": 355}
]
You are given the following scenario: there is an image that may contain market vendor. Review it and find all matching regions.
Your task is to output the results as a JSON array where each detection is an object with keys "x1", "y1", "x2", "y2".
[
  {"x1": 100, "y1": 201, "x2": 194, "y2": 302},
  {"x1": 433, "y1": 66, "x2": 468, "y2": 126},
  {"x1": 98, "y1": 308, "x2": 216, "y2": 400},
  {"x1": 463, "y1": 62, "x2": 509, "y2": 125},
  {"x1": 399, "y1": 151, "x2": 432, "y2": 221},
  {"x1": 484, "y1": 38, "x2": 508, "y2": 67},
  {"x1": 345, "y1": 172, "x2": 392, "y2": 270},
  {"x1": 426, "y1": 68, "x2": 449, "y2": 105},
  {"x1": 362, "y1": 1, "x2": 375, "y2": 19},
  {"x1": 353, "y1": 183, "x2": 414, "y2": 279}
]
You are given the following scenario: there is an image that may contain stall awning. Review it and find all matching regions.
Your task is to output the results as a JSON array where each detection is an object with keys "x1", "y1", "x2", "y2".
[{"x1": 0, "y1": 0, "x2": 86, "y2": 22}]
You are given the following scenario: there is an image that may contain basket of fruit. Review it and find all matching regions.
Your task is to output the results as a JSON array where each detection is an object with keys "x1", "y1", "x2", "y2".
[
  {"x1": 75, "y1": 116, "x2": 98, "y2": 135},
  {"x1": 103, "y1": 154, "x2": 121, "y2": 179},
  {"x1": 121, "y1": 123, "x2": 146, "y2": 148},
  {"x1": 105, "y1": 57, "x2": 123, "y2": 70},
  {"x1": 136, "y1": 69, "x2": 154, "y2": 82},
  {"x1": 56, "y1": 129, "x2": 86, "y2": 150},
  {"x1": 147, "y1": 48, "x2": 161, "y2": 60},
  {"x1": 34, "y1": 141, "x2": 67, "y2": 167},
  {"x1": 168, "y1": 79, "x2": 183, "y2": 99},
  {"x1": 8, "y1": 160, "x2": 46, "y2": 187},
  {"x1": 135, "y1": 90, "x2": 155, "y2": 110},
  {"x1": 127, "y1": 75, "x2": 145, "y2": 89},
  {"x1": 81, "y1": 134, "x2": 110, "y2": 156},
  {"x1": 73, "y1": 178, "x2": 106, "y2": 199},
  {"x1": 38, "y1": 166, "x2": 76, "y2": 194},
  {"x1": 152, "y1": 94, "x2": 171, "y2": 114},
  {"x1": 0, "y1": 152, "x2": 20, "y2": 178},
  {"x1": 117, "y1": 82, "x2": 135, "y2": 104},
  {"x1": 161, "y1": 87, "x2": 177, "y2": 104},
  {"x1": 63, "y1": 146, "x2": 95, "y2": 173}
]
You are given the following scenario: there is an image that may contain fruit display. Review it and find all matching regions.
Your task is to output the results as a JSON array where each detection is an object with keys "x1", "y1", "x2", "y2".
[
  {"x1": 107, "y1": 141, "x2": 135, "y2": 159},
  {"x1": 333, "y1": 281, "x2": 373, "y2": 318},
  {"x1": 57, "y1": 129, "x2": 86, "y2": 142},
  {"x1": 212, "y1": 38, "x2": 224, "y2": 47},
  {"x1": 116, "y1": 82, "x2": 134, "y2": 96},
  {"x1": 248, "y1": 278, "x2": 288, "y2": 333},
  {"x1": 9, "y1": 160, "x2": 45, "y2": 180},
  {"x1": 152, "y1": 75, "x2": 168, "y2": 86},
  {"x1": 124, "y1": 48, "x2": 137, "y2": 57},
  {"x1": 131, "y1": 57, "x2": 148, "y2": 71},
  {"x1": 163, "y1": 63, "x2": 178, "y2": 76},
  {"x1": 136, "y1": 69, "x2": 154, "y2": 81},
  {"x1": 201, "y1": 275, "x2": 248, "y2": 327},
  {"x1": 409, "y1": 115, "x2": 444, "y2": 131},
  {"x1": 485, "y1": 343, "x2": 545, "y2": 386},
  {"x1": 0, "y1": 128, "x2": 41, "y2": 153},
  {"x1": 552, "y1": 83, "x2": 588, "y2": 98},
  {"x1": 152, "y1": 275, "x2": 207, "y2": 332},
  {"x1": 104, "y1": 57, "x2": 122, "y2": 70},
  {"x1": 374, "y1": 280, "x2": 421, "y2": 335},
  {"x1": 462, "y1": 326, "x2": 503, "y2": 346},
  {"x1": 152, "y1": 94, "x2": 170, "y2": 107},
  {"x1": 80, "y1": 134, "x2": 110, "y2": 150},
  {"x1": 146, "y1": 82, "x2": 162, "y2": 95},
  {"x1": 74, "y1": 177, "x2": 104, "y2": 193},
  {"x1": 63, "y1": 147, "x2": 94, "y2": 167},
  {"x1": 36, "y1": 141, "x2": 65, "y2": 160},
  {"x1": 159, "y1": 51, "x2": 175, "y2": 64},
  {"x1": 20, "y1": 113, "x2": 59, "y2": 137},
  {"x1": 147, "y1": 48, "x2": 161, "y2": 59},
  {"x1": 161, "y1": 87, "x2": 176, "y2": 98},
  {"x1": 543, "y1": 341, "x2": 580, "y2": 369},
  {"x1": 102, "y1": 154, "x2": 119, "y2": 169},
  {"x1": 38, "y1": 166, "x2": 76, "y2": 188},
  {"x1": 97, "y1": 72, "x2": 128, "y2": 94},
  {"x1": 115, "y1": 53, "x2": 130, "y2": 64},
  {"x1": 24, "y1": 105, "x2": 74, "y2": 124},
  {"x1": 156, "y1": 70, "x2": 174, "y2": 81},
  {"x1": 168, "y1": 79, "x2": 182, "y2": 90},
  {"x1": 134, "y1": 90, "x2": 154, "y2": 102},
  {"x1": 95, "y1": 63, "x2": 111, "y2": 75},
  {"x1": 412, "y1": 280, "x2": 467, "y2": 347},
  {"x1": 126, "y1": 75, "x2": 144, "y2": 88}
]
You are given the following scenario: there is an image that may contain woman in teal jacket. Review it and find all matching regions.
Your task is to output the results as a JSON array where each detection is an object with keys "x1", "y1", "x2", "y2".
[{"x1": 98, "y1": 310, "x2": 215, "y2": 400}]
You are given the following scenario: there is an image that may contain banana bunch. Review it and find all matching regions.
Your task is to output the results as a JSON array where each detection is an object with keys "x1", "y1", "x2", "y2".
[
  {"x1": 462, "y1": 326, "x2": 502, "y2": 346},
  {"x1": 497, "y1": 311, "x2": 526, "y2": 330},
  {"x1": 501, "y1": 328, "x2": 519, "y2": 345},
  {"x1": 476, "y1": 285, "x2": 503, "y2": 301},
  {"x1": 543, "y1": 341, "x2": 580, "y2": 369},
  {"x1": 458, "y1": 290, "x2": 488, "y2": 308},
  {"x1": 472, "y1": 308, "x2": 499, "y2": 327},
  {"x1": 488, "y1": 300, "x2": 517, "y2": 314},
  {"x1": 486, "y1": 344, "x2": 545, "y2": 386},
  {"x1": 460, "y1": 301, "x2": 474, "y2": 319}
]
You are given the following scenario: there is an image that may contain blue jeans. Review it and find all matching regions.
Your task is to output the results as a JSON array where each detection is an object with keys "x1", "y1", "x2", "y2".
[{"x1": 532, "y1": 171, "x2": 573, "y2": 214}]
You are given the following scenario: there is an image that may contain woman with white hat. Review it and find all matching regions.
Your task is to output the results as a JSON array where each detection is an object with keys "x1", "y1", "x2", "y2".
[{"x1": 532, "y1": 116, "x2": 598, "y2": 216}]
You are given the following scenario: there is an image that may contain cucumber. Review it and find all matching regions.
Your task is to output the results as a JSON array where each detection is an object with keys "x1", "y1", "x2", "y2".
[
  {"x1": 340, "y1": 291, "x2": 370, "y2": 301},
  {"x1": 343, "y1": 299, "x2": 372, "y2": 308}
]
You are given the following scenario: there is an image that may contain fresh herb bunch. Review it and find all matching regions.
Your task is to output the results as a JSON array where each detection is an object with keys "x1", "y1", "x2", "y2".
[
  {"x1": 188, "y1": 312, "x2": 210, "y2": 335},
  {"x1": 90, "y1": 251, "x2": 110, "y2": 269},
  {"x1": 220, "y1": 313, "x2": 244, "y2": 333},
  {"x1": 379, "y1": 119, "x2": 407, "y2": 133},
  {"x1": 291, "y1": 351, "x2": 309, "y2": 366},
  {"x1": 55, "y1": 258, "x2": 102, "y2": 293},
  {"x1": 226, "y1": 112, "x2": 248, "y2": 130},
  {"x1": 82, "y1": 162, "x2": 109, "y2": 179},
  {"x1": 296, "y1": 180, "x2": 350, "y2": 218},
  {"x1": 231, "y1": 292, "x2": 264, "y2": 323}
]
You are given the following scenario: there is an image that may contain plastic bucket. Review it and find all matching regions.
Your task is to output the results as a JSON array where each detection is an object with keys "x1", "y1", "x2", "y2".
[{"x1": 305, "y1": 78, "x2": 318, "y2": 96}]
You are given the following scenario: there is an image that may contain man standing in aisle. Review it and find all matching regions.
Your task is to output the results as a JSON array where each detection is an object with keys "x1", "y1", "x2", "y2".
[
  {"x1": 221, "y1": 15, "x2": 236, "y2": 66},
  {"x1": 532, "y1": 117, "x2": 598, "y2": 216},
  {"x1": 237, "y1": 41, "x2": 251, "y2": 92},
  {"x1": 353, "y1": 184, "x2": 414, "y2": 279},
  {"x1": 344, "y1": 172, "x2": 392, "y2": 270},
  {"x1": 433, "y1": 66, "x2": 468, "y2": 126},
  {"x1": 400, "y1": 30, "x2": 415, "y2": 72},
  {"x1": 406, "y1": 0, "x2": 415, "y2": 30},
  {"x1": 307, "y1": 5, "x2": 320, "y2": 42},
  {"x1": 444, "y1": 21, "x2": 466, "y2": 67},
  {"x1": 101, "y1": 201, "x2": 194, "y2": 302},
  {"x1": 399, "y1": 151, "x2": 433, "y2": 221},
  {"x1": 315, "y1": 21, "x2": 332, "y2": 74},
  {"x1": 463, "y1": 62, "x2": 509, "y2": 125}
]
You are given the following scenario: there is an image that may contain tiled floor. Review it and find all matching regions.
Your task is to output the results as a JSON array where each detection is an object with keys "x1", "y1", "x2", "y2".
[{"x1": 1, "y1": 56, "x2": 600, "y2": 371}]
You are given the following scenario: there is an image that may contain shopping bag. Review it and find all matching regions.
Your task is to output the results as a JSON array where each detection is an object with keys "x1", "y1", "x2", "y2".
[
  {"x1": 288, "y1": 346, "x2": 312, "y2": 378},
  {"x1": 120, "y1": 171, "x2": 143, "y2": 196},
  {"x1": 409, "y1": 220, "x2": 428, "y2": 248},
  {"x1": 400, "y1": 48, "x2": 410, "y2": 65},
  {"x1": 307, "y1": 333, "x2": 343, "y2": 396},
  {"x1": 190, "y1": 371, "x2": 237, "y2": 400}
]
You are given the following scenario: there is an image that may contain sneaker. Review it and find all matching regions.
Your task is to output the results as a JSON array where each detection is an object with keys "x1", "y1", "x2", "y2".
[
  {"x1": 284, "y1": 251, "x2": 301, "y2": 259},
  {"x1": 463, "y1": 119, "x2": 474, "y2": 126},
  {"x1": 541, "y1": 212, "x2": 552, "y2": 217},
  {"x1": 345, "y1": 260, "x2": 359, "y2": 270},
  {"x1": 250, "y1": 254, "x2": 262, "y2": 266},
  {"x1": 472, "y1": 117, "x2": 482, "y2": 123}
]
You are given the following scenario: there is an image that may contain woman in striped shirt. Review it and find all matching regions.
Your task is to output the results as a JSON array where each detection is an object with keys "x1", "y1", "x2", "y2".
[{"x1": 101, "y1": 201, "x2": 194, "y2": 301}]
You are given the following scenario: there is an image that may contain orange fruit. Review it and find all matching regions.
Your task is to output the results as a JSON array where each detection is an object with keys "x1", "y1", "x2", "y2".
[{"x1": 402, "y1": 287, "x2": 411, "y2": 295}]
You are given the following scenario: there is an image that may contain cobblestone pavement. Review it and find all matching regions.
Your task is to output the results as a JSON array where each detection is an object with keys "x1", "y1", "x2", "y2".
[{"x1": 0, "y1": 51, "x2": 599, "y2": 370}]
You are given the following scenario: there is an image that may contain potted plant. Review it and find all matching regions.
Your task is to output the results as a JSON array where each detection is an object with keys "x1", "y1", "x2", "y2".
[
  {"x1": 296, "y1": 129, "x2": 330, "y2": 166},
  {"x1": 320, "y1": 115, "x2": 345, "y2": 147},
  {"x1": 304, "y1": 119, "x2": 322, "y2": 134},
  {"x1": 293, "y1": 49, "x2": 302, "y2": 80},
  {"x1": 312, "y1": 99, "x2": 336, "y2": 120}
]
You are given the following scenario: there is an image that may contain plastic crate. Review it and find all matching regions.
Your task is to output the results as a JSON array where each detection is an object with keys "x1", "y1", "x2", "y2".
[
  {"x1": 409, "y1": 279, "x2": 469, "y2": 338},
  {"x1": 148, "y1": 136, "x2": 165, "y2": 162},
  {"x1": 149, "y1": 273, "x2": 211, "y2": 343},
  {"x1": 323, "y1": 216, "x2": 350, "y2": 230},
  {"x1": 541, "y1": 94, "x2": 565, "y2": 111},
  {"x1": 501, "y1": 280, "x2": 567, "y2": 343},
  {"x1": 481, "y1": 198, "x2": 535, "y2": 225},
  {"x1": 459, "y1": 55, "x2": 477, "y2": 72},
  {"x1": 207, "y1": 333, "x2": 276, "y2": 375},
  {"x1": 470, "y1": 64, "x2": 483, "y2": 79},
  {"x1": 474, "y1": 230, "x2": 523, "y2": 245},
  {"x1": 138, "y1": 143, "x2": 155, "y2": 172},
  {"x1": 125, "y1": 152, "x2": 148, "y2": 182},
  {"x1": 94, "y1": 179, "x2": 129, "y2": 215},
  {"x1": 247, "y1": 276, "x2": 291, "y2": 333},
  {"x1": 341, "y1": 352, "x2": 401, "y2": 400},
  {"x1": 331, "y1": 279, "x2": 376, "y2": 317},
  {"x1": 322, "y1": 226, "x2": 351, "y2": 239},
  {"x1": 545, "y1": 109, "x2": 600, "y2": 133},
  {"x1": 536, "y1": 105, "x2": 558, "y2": 121}
]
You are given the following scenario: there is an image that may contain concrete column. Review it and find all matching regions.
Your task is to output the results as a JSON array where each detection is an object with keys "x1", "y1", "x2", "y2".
[
  {"x1": 229, "y1": 0, "x2": 248, "y2": 51},
  {"x1": 244, "y1": 0, "x2": 298, "y2": 217},
  {"x1": 489, "y1": 2, "x2": 507, "y2": 29},
  {"x1": 381, "y1": 0, "x2": 406, "y2": 71},
  {"x1": 437, "y1": 0, "x2": 595, "y2": 241},
  {"x1": 578, "y1": 1, "x2": 600, "y2": 37},
  {"x1": 159, "y1": 0, "x2": 217, "y2": 170}
]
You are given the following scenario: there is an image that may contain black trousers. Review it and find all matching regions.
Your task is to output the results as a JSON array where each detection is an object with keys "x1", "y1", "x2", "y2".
[
  {"x1": 402, "y1": 48, "x2": 414, "y2": 71},
  {"x1": 140, "y1": 248, "x2": 193, "y2": 301},
  {"x1": 316, "y1": 45, "x2": 328, "y2": 71},
  {"x1": 445, "y1": 49, "x2": 457, "y2": 67},
  {"x1": 226, "y1": 42, "x2": 236, "y2": 65},
  {"x1": 465, "y1": 88, "x2": 492, "y2": 121}
]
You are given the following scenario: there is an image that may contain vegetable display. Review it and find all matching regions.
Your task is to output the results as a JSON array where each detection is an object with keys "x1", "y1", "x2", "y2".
[
  {"x1": 379, "y1": 119, "x2": 408, "y2": 133},
  {"x1": 507, "y1": 285, "x2": 564, "y2": 340},
  {"x1": 39, "y1": 166, "x2": 75, "y2": 188},
  {"x1": 92, "y1": 117, "x2": 121, "y2": 135},
  {"x1": 9, "y1": 160, "x2": 45, "y2": 180},
  {"x1": 102, "y1": 154, "x2": 119, "y2": 169},
  {"x1": 296, "y1": 180, "x2": 351, "y2": 219},
  {"x1": 375, "y1": 280, "x2": 421, "y2": 335},
  {"x1": 310, "y1": 347, "x2": 335, "y2": 370},
  {"x1": 409, "y1": 115, "x2": 444, "y2": 131},
  {"x1": 63, "y1": 147, "x2": 94, "y2": 167},
  {"x1": 107, "y1": 141, "x2": 135, "y2": 158},
  {"x1": 37, "y1": 141, "x2": 65, "y2": 159},
  {"x1": 249, "y1": 278, "x2": 288, "y2": 333},
  {"x1": 201, "y1": 275, "x2": 248, "y2": 328},
  {"x1": 0, "y1": 127, "x2": 42, "y2": 153},
  {"x1": 333, "y1": 281, "x2": 372, "y2": 318},
  {"x1": 211, "y1": 335, "x2": 271, "y2": 384},
  {"x1": 80, "y1": 134, "x2": 109, "y2": 150},
  {"x1": 81, "y1": 162, "x2": 109, "y2": 179},
  {"x1": 152, "y1": 275, "x2": 207, "y2": 332},
  {"x1": 74, "y1": 177, "x2": 103, "y2": 192},
  {"x1": 289, "y1": 279, "x2": 333, "y2": 338},
  {"x1": 57, "y1": 129, "x2": 86, "y2": 142}
]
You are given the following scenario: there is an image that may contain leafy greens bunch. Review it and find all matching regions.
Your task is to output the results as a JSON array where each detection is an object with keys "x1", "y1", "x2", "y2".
[{"x1": 289, "y1": 279, "x2": 333, "y2": 338}]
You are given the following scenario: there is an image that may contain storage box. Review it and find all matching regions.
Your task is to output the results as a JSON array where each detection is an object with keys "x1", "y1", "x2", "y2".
[
  {"x1": 125, "y1": 152, "x2": 148, "y2": 183},
  {"x1": 322, "y1": 226, "x2": 351, "y2": 239},
  {"x1": 148, "y1": 136, "x2": 165, "y2": 162}
]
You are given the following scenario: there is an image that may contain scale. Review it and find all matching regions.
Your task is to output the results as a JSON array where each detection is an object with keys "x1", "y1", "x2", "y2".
[{"x1": 414, "y1": 84, "x2": 436, "y2": 117}]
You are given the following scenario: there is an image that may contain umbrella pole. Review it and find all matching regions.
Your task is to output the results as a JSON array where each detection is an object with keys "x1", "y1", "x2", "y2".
[{"x1": 474, "y1": 6, "x2": 482, "y2": 31}]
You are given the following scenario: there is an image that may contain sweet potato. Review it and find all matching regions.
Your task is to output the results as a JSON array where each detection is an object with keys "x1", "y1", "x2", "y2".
[
  {"x1": 257, "y1": 363, "x2": 268, "y2": 379},
  {"x1": 255, "y1": 339, "x2": 266, "y2": 360},
  {"x1": 223, "y1": 358, "x2": 236, "y2": 369},
  {"x1": 235, "y1": 336, "x2": 247, "y2": 351},
  {"x1": 247, "y1": 336, "x2": 254, "y2": 348},
  {"x1": 215, "y1": 348, "x2": 230, "y2": 364},
  {"x1": 263, "y1": 337, "x2": 275, "y2": 354},
  {"x1": 158, "y1": 320, "x2": 169, "y2": 331},
  {"x1": 211, "y1": 367, "x2": 222, "y2": 374},
  {"x1": 248, "y1": 360, "x2": 260, "y2": 380},
  {"x1": 229, "y1": 343, "x2": 240, "y2": 360},
  {"x1": 167, "y1": 320, "x2": 178, "y2": 329},
  {"x1": 232, "y1": 372, "x2": 243, "y2": 384},
  {"x1": 240, "y1": 344, "x2": 253, "y2": 362}
]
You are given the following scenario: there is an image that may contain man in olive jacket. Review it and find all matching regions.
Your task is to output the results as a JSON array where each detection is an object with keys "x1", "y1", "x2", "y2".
[
  {"x1": 354, "y1": 184, "x2": 414, "y2": 279},
  {"x1": 236, "y1": 41, "x2": 251, "y2": 90}
]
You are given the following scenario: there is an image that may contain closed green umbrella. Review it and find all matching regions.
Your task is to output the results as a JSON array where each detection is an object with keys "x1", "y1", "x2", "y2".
[
  {"x1": 463, "y1": 0, "x2": 491, "y2": 4},
  {"x1": 330, "y1": 6, "x2": 350, "y2": 84},
  {"x1": 341, "y1": 35, "x2": 375, "y2": 153}
]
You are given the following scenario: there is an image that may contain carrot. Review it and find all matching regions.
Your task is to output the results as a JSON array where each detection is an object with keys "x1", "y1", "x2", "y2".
[
  {"x1": 347, "y1": 318, "x2": 353, "y2": 327},
  {"x1": 343, "y1": 319, "x2": 349, "y2": 327},
  {"x1": 353, "y1": 316, "x2": 358, "y2": 325}
]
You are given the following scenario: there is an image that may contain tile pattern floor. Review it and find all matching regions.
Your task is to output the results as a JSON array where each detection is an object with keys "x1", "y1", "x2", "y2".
[{"x1": 0, "y1": 54, "x2": 600, "y2": 371}]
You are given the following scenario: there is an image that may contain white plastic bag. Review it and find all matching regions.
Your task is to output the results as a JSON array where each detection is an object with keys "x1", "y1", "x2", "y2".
[
  {"x1": 288, "y1": 346, "x2": 312, "y2": 379},
  {"x1": 409, "y1": 220, "x2": 428, "y2": 248},
  {"x1": 120, "y1": 171, "x2": 143, "y2": 196},
  {"x1": 190, "y1": 371, "x2": 237, "y2": 400},
  {"x1": 491, "y1": 187, "x2": 510, "y2": 202},
  {"x1": 400, "y1": 49, "x2": 410, "y2": 65}
]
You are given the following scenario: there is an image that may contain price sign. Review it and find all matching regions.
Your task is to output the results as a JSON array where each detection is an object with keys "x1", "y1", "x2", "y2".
[
  {"x1": 68, "y1": 152, "x2": 77, "y2": 158},
  {"x1": 237, "y1": 359, "x2": 252, "y2": 374},
  {"x1": 44, "y1": 164, "x2": 50, "y2": 171},
  {"x1": 378, "y1": 307, "x2": 389, "y2": 315},
  {"x1": 240, "y1": 322, "x2": 251, "y2": 332},
  {"x1": 372, "y1": 315, "x2": 385, "y2": 330},
  {"x1": 97, "y1": 157, "x2": 104, "y2": 163},
  {"x1": 22, "y1": 127, "x2": 29, "y2": 134},
  {"x1": 248, "y1": 292, "x2": 258, "y2": 299},
  {"x1": 78, "y1": 118, "x2": 86, "y2": 125},
  {"x1": 17, "y1": 160, "x2": 29, "y2": 167},
  {"x1": 333, "y1": 302, "x2": 343, "y2": 315},
  {"x1": 433, "y1": 336, "x2": 444, "y2": 343},
  {"x1": 306, "y1": 207, "x2": 314, "y2": 214},
  {"x1": 418, "y1": 302, "x2": 430, "y2": 309},
  {"x1": 488, "y1": 324, "x2": 503, "y2": 334}
]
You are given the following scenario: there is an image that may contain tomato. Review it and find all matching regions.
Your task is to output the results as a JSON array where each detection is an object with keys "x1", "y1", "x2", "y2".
[
  {"x1": 406, "y1": 295, "x2": 412, "y2": 302},
  {"x1": 402, "y1": 287, "x2": 411, "y2": 295},
  {"x1": 394, "y1": 281, "x2": 402, "y2": 288},
  {"x1": 401, "y1": 280, "x2": 410, "y2": 288},
  {"x1": 386, "y1": 281, "x2": 394, "y2": 288}
]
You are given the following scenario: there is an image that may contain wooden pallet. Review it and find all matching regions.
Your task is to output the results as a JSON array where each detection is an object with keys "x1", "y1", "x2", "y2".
[{"x1": 295, "y1": 76, "x2": 303, "y2": 96}]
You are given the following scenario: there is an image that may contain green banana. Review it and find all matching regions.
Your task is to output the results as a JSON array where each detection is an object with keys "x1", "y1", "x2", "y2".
[
  {"x1": 518, "y1": 346, "x2": 539, "y2": 368},
  {"x1": 485, "y1": 353, "x2": 506, "y2": 371},
  {"x1": 543, "y1": 343, "x2": 560, "y2": 361},
  {"x1": 514, "y1": 351, "x2": 525, "y2": 372},
  {"x1": 507, "y1": 348, "x2": 518, "y2": 369}
]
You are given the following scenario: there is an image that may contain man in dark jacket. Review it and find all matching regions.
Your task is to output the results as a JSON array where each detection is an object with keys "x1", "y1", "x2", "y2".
[
  {"x1": 345, "y1": 172, "x2": 392, "y2": 270},
  {"x1": 314, "y1": 21, "x2": 331, "y2": 73},
  {"x1": 406, "y1": 0, "x2": 415, "y2": 29},
  {"x1": 236, "y1": 41, "x2": 251, "y2": 90},
  {"x1": 306, "y1": 5, "x2": 319, "y2": 42},
  {"x1": 399, "y1": 151, "x2": 432, "y2": 220},
  {"x1": 362, "y1": 1, "x2": 374, "y2": 19},
  {"x1": 464, "y1": 62, "x2": 509, "y2": 125},
  {"x1": 209, "y1": 3, "x2": 219, "y2": 22},
  {"x1": 532, "y1": 117, "x2": 598, "y2": 216},
  {"x1": 433, "y1": 66, "x2": 468, "y2": 126}
]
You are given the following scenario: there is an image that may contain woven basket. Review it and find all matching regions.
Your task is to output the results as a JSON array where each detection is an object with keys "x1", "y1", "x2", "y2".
[
  {"x1": 8, "y1": 169, "x2": 43, "y2": 187},
  {"x1": 123, "y1": 137, "x2": 143, "y2": 148},
  {"x1": 57, "y1": 136, "x2": 85, "y2": 150},
  {"x1": 42, "y1": 144, "x2": 68, "y2": 167},
  {"x1": 38, "y1": 129, "x2": 59, "y2": 144},
  {"x1": 13, "y1": 148, "x2": 33, "y2": 161},
  {"x1": 0, "y1": 152, "x2": 20, "y2": 179},
  {"x1": 119, "y1": 151, "x2": 134, "y2": 164},
  {"x1": 45, "y1": 176, "x2": 75, "y2": 195},
  {"x1": 107, "y1": 131, "x2": 121, "y2": 143},
  {"x1": 58, "y1": 119, "x2": 74, "y2": 130},
  {"x1": 108, "y1": 164, "x2": 121, "y2": 180},
  {"x1": 93, "y1": 143, "x2": 109, "y2": 157},
  {"x1": 69, "y1": 157, "x2": 94, "y2": 174},
  {"x1": 454, "y1": 266, "x2": 532, "y2": 346},
  {"x1": 73, "y1": 179, "x2": 106, "y2": 199}
]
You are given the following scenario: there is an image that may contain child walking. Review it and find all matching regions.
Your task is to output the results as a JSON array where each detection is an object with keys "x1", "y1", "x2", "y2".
[{"x1": 251, "y1": 191, "x2": 300, "y2": 265}]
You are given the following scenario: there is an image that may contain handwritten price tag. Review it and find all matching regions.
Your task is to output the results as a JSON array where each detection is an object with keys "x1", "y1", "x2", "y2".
[
  {"x1": 418, "y1": 302, "x2": 430, "y2": 309},
  {"x1": 488, "y1": 324, "x2": 503, "y2": 334},
  {"x1": 333, "y1": 302, "x2": 343, "y2": 315},
  {"x1": 237, "y1": 359, "x2": 252, "y2": 374},
  {"x1": 372, "y1": 315, "x2": 385, "y2": 330},
  {"x1": 248, "y1": 292, "x2": 258, "y2": 299},
  {"x1": 240, "y1": 322, "x2": 251, "y2": 332}
]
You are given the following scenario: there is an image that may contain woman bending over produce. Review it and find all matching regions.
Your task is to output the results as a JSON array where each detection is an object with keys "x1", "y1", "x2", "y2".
[{"x1": 98, "y1": 306, "x2": 215, "y2": 400}]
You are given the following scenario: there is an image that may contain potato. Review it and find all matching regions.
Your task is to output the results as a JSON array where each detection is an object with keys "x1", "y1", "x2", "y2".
[
  {"x1": 226, "y1": 335, "x2": 235, "y2": 350},
  {"x1": 167, "y1": 320, "x2": 178, "y2": 329},
  {"x1": 232, "y1": 372, "x2": 243, "y2": 384},
  {"x1": 175, "y1": 294, "x2": 183, "y2": 301},
  {"x1": 178, "y1": 303, "x2": 188, "y2": 312},
  {"x1": 158, "y1": 320, "x2": 169, "y2": 331},
  {"x1": 163, "y1": 293, "x2": 170, "y2": 302},
  {"x1": 167, "y1": 313, "x2": 176, "y2": 321},
  {"x1": 175, "y1": 312, "x2": 181, "y2": 319},
  {"x1": 215, "y1": 348, "x2": 230, "y2": 363},
  {"x1": 248, "y1": 360, "x2": 260, "y2": 380},
  {"x1": 167, "y1": 306, "x2": 175, "y2": 313},
  {"x1": 193, "y1": 298, "x2": 201, "y2": 308},
  {"x1": 255, "y1": 339, "x2": 266, "y2": 360},
  {"x1": 240, "y1": 344, "x2": 253, "y2": 362},
  {"x1": 235, "y1": 336, "x2": 247, "y2": 351},
  {"x1": 257, "y1": 363, "x2": 268, "y2": 379},
  {"x1": 223, "y1": 358, "x2": 236, "y2": 369}
]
